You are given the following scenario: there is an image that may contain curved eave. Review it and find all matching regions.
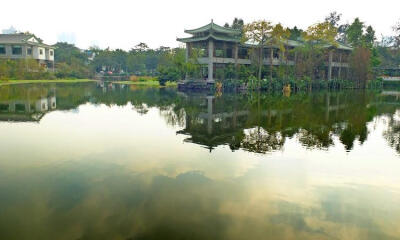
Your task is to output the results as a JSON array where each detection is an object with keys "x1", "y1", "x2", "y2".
[
  {"x1": 243, "y1": 39, "x2": 303, "y2": 48},
  {"x1": 185, "y1": 22, "x2": 241, "y2": 35},
  {"x1": 177, "y1": 34, "x2": 240, "y2": 43},
  {"x1": 324, "y1": 43, "x2": 353, "y2": 51}
]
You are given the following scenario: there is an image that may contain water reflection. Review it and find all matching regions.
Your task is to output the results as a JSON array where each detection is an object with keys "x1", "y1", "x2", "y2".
[
  {"x1": 1, "y1": 83, "x2": 400, "y2": 153},
  {"x1": 0, "y1": 87, "x2": 56, "y2": 122},
  {"x1": 0, "y1": 83, "x2": 400, "y2": 240}
]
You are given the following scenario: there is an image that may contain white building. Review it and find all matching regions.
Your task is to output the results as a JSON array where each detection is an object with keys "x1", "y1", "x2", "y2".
[{"x1": 0, "y1": 33, "x2": 55, "y2": 69}]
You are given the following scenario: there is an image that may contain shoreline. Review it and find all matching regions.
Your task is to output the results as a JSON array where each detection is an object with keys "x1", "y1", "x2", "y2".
[
  {"x1": 0, "y1": 79, "x2": 177, "y2": 88},
  {"x1": 0, "y1": 79, "x2": 97, "y2": 86},
  {"x1": 112, "y1": 81, "x2": 177, "y2": 88}
]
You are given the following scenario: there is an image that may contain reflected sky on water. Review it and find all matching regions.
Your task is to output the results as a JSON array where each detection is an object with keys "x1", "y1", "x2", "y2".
[{"x1": 0, "y1": 82, "x2": 400, "y2": 240}]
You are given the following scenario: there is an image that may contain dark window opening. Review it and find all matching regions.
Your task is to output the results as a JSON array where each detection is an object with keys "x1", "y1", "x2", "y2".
[
  {"x1": 0, "y1": 104, "x2": 9, "y2": 111},
  {"x1": 15, "y1": 104, "x2": 26, "y2": 112},
  {"x1": 0, "y1": 45, "x2": 5, "y2": 54},
  {"x1": 12, "y1": 46, "x2": 22, "y2": 55}
]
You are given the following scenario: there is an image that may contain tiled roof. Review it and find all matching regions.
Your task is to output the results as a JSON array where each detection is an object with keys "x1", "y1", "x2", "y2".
[
  {"x1": 0, "y1": 34, "x2": 32, "y2": 44},
  {"x1": 185, "y1": 21, "x2": 241, "y2": 35},
  {"x1": 178, "y1": 33, "x2": 241, "y2": 43},
  {"x1": 0, "y1": 34, "x2": 54, "y2": 48}
]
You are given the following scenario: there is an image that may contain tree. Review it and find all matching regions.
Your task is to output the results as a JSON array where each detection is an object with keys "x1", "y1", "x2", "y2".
[
  {"x1": 325, "y1": 11, "x2": 342, "y2": 28},
  {"x1": 337, "y1": 24, "x2": 349, "y2": 43},
  {"x1": 243, "y1": 20, "x2": 273, "y2": 84},
  {"x1": 232, "y1": 18, "x2": 244, "y2": 30},
  {"x1": 393, "y1": 20, "x2": 400, "y2": 48},
  {"x1": 157, "y1": 48, "x2": 187, "y2": 85},
  {"x1": 224, "y1": 18, "x2": 244, "y2": 30},
  {"x1": 363, "y1": 25, "x2": 376, "y2": 48},
  {"x1": 289, "y1": 26, "x2": 302, "y2": 40},
  {"x1": 270, "y1": 23, "x2": 291, "y2": 81},
  {"x1": 350, "y1": 47, "x2": 372, "y2": 88},
  {"x1": 294, "y1": 22, "x2": 338, "y2": 84},
  {"x1": 133, "y1": 42, "x2": 149, "y2": 53},
  {"x1": 54, "y1": 42, "x2": 91, "y2": 78},
  {"x1": 346, "y1": 18, "x2": 364, "y2": 47},
  {"x1": 304, "y1": 21, "x2": 338, "y2": 46}
]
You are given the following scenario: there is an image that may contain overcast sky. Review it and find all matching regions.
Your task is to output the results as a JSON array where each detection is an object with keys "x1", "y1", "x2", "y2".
[{"x1": 1, "y1": 0, "x2": 399, "y2": 50}]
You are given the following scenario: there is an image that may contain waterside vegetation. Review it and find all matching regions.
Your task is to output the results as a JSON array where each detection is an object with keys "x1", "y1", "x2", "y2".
[{"x1": 0, "y1": 13, "x2": 400, "y2": 91}]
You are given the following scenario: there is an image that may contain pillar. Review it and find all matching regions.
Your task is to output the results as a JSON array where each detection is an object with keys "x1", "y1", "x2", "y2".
[
  {"x1": 185, "y1": 43, "x2": 189, "y2": 62},
  {"x1": 9, "y1": 102, "x2": 15, "y2": 112},
  {"x1": 234, "y1": 44, "x2": 238, "y2": 65},
  {"x1": 208, "y1": 40, "x2": 214, "y2": 82},
  {"x1": 328, "y1": 51, "x2": 333, "y2": 81},
  {"x1": 325, "y1": 92, "x2": 330, "y2": 122},
  {"x1": 207, "y1": 96, "x2": 214, "y2": 135},
  {"x1": 338, "y1": 53, "x2": 342, "y2": 79},
  {"x1": 185, "y1": 43, "x2": 189, "y2": 80},
  {"x1": 270, "y1": 49, "x2": 274, "y2": 80}
]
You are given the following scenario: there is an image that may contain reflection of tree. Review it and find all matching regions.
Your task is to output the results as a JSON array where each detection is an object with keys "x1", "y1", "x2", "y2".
[
  {"x1": 160, "y1": 106, "x2": 185, "y2": 127},
  {"x1": 241, "y1": 128, "x2": 285, "y2": 153},
  {"x1": 3, "y1": 83, "x2": 400, "y2": 154},
  {"x1": 384, "y1": 115, "x2": 400, "y2": 153},
  {"x1": 133, "y1": 103, "x2": 149, "y2": 115},
  {"x1": 298, "y1": 128, "x2": 333, "y2": 149},
  {"x1": 173, "y1": 91, "x2": 399, "y2": 154},
  {"x1": 339, "y1": 125, "x2": 357, "y2": 151}
]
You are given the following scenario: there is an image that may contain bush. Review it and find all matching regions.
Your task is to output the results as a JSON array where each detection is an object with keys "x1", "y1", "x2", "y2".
[
  {"x1": 0, "y1": 59, "x2": 56, "y2": 80},
  {"x1": 129, "y1": 75, "x2": 157, "y2": 82}
]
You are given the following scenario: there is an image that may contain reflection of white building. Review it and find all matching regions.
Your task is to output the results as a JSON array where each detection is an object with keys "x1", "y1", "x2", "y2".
[{"x1": 0, "y1": 96, "x2": 57, "y2": 122}]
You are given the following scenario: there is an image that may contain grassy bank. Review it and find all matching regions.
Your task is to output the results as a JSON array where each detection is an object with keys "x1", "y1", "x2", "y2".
[
  {"x1": 113, "y1": 81, "x2": 177, "y2": 87},
  {"x1": 0, "y1": 79, "x2": 96, "y2": 86}
]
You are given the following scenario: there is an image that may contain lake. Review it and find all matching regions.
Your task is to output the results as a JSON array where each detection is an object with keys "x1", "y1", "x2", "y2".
[{"x1": 0, "y1": 82, "x2": 400, "y2": 240}]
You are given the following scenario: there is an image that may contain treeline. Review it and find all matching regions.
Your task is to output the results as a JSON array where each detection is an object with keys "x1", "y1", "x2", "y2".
[
  {"x1": 215, "y1": 13, "x2": 385, "y2": 90},
  {"x1": 53, "y1": 42, "x2": 190, "y2": 85},
  {"x1": 1, "y1": 13, "x2": 400, "y2": 87}
]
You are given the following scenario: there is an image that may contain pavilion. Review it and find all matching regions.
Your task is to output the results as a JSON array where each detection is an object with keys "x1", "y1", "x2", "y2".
[{"x1": 177, "y1": 20, "x2": 352, "y2": 82}]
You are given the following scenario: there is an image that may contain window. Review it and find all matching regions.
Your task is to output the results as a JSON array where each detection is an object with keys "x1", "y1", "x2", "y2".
[
  {"x1": 0, "y1": 45, "x2": 5, "y2": 54},
  {"x1": 39, "y1": 49, "x2": 43, "y2": 55},
  {"x1": 27, "y1": 47, "x2": 32, "y2": 55},
  {"x1": 50, "y1": 50, "x2": 53, "y2": 56},
  {"x1": 12, "y1": 46, "x2": 22, "y2": 55}
]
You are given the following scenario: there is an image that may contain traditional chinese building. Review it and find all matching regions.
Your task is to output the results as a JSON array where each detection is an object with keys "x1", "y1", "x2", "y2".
[{"x1": 177, "y1": 20, "x2": 352, "y2": 82}]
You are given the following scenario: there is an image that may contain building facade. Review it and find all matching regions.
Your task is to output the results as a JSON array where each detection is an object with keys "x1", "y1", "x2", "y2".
[
  {"x1": 0, "y1": 33, "x2": 55, "y2": 69},
  {"x1": 177, "y1": 21, "x2": 352, "y2": 82}
]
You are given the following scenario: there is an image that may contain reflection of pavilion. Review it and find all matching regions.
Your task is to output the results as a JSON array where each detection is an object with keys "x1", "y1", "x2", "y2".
[
  {"x1": 177, "y1": 95, "x2": 294, "y2": 151},
  {"x1": 176, "y1": 93, "x2": 358, "y2": 152},
  {"x1": 0, "y1": 95, "x2": 56, "y2": 122}
]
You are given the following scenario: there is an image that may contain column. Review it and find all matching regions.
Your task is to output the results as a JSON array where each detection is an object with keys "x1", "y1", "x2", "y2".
[
  {"x1": 185, "y1": 43, "x2": 189, "y2": 62},
  {"x1": 325, "y1": 92, "x2": 330, "y2": 122},
  {"x1": 9, "y1": 102, "x2": 15, "y2": 112},
  {"x1": 207, "y1": 96, "x2": 214, "y2": 135},
  {"x1": 185, "y1": 43, "x2": 189, "y2": 80},
  {"x1": 338, "y1": 53, "x2": 342, "y2": 79},
  {"x1": 234, "y1": 44, "x2": 238, "y2": 66},
  {"x1": 208, "y1": 40, "x2": 214, "y2": 82},
  {"x1": 328, "y1": 51, "x2": 333, "y2": 81}
]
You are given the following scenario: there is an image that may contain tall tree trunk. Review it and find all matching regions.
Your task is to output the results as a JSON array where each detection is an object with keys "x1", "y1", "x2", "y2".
[
  {"x1": 270, "y1": 49, "x2": 273, "y2": 80},
  {"x1": 258, "y1": 46, "x2": 262, "y2": 89}
]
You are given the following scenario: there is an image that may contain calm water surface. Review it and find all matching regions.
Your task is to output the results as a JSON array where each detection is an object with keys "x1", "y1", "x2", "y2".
[{"x1": 0, "y1": 82, "x2": 400, "y2": 240}]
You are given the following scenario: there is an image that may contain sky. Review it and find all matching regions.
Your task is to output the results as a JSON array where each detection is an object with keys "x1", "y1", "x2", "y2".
[{"x1": 1, "y1": 0, "x2": 399, "y2": 50}]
